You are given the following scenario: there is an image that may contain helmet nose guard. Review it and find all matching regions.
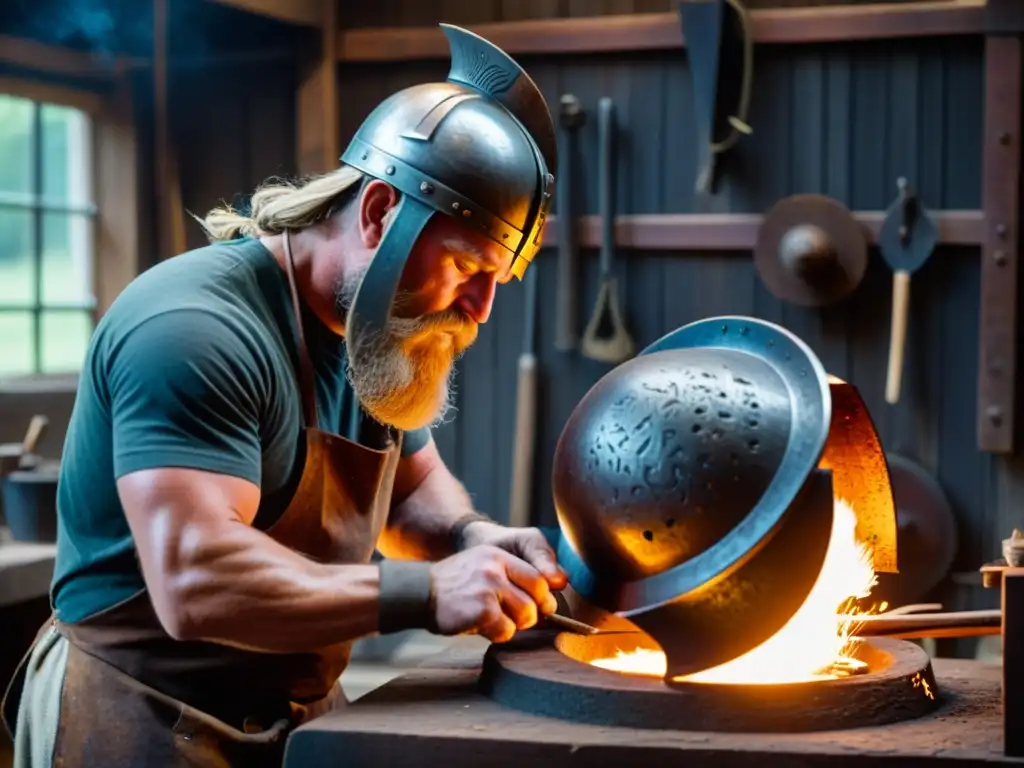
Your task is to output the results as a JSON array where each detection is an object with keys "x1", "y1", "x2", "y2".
[{"x1": 340, "y1": 24, "x2": 557, "y2": 379}]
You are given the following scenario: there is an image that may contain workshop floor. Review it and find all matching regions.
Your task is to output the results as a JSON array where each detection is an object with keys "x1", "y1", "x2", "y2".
[{"x1": 0, "y1": 632, "x2": 478, "y2": 767}]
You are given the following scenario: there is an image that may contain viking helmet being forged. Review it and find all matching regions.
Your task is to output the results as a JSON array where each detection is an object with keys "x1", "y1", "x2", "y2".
[
  {"x1": 552, "y1": 316, "x2": 898, "y2": 679},
  {"x1": 340, "y1": 23, "x2": 556, "y2": 348}
]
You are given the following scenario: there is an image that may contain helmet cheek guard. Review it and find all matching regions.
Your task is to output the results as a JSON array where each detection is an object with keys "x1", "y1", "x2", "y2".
[{"x1": 341, "y1": 23, "x2": 557, "y2": 357}]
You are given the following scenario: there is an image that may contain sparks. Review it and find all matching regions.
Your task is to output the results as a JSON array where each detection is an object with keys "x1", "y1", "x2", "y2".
[{"x1": 589, "y1": 498, "x2": 880, "y2": 684}]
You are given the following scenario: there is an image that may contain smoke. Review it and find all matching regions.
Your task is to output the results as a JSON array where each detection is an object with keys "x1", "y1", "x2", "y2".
[{"x1": 4, "y1": 0, "x2": 298, "y2": 64}]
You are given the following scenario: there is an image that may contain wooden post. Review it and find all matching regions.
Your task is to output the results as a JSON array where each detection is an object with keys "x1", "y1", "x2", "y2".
[
  {"x1": 95, "y1": 74, "x2": 140, "y2": 319},
  {"x1": 978, "y1": 4, "x2": 1022, "y2": 453},
  {"x1": 1002, "y1": 568, "x2": 1024, "y2": 756},
  {"x1": 153, "y1": 0, "x2": 187, "y2": 260},
  {"x1": 296, "y1": 0, "x2": 338, "y2": 176}
]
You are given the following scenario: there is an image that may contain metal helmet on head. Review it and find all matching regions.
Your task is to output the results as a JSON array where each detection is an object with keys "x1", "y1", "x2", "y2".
[{"x1": 339, "y1": 23, "x2": 557, "y2": 348}]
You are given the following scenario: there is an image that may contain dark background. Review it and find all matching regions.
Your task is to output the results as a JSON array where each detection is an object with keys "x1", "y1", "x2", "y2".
[{"x1": 0, "y1": 0, "x2": 1014, "y2": 660}]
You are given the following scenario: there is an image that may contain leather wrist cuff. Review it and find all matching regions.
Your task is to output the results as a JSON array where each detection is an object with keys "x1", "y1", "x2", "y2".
[
  {"x1": 450, "y1": 512, "x2": 494, "y2": 552},
  {"x1": 378, "y1": 559, "x2": 434, "y2": 634}
]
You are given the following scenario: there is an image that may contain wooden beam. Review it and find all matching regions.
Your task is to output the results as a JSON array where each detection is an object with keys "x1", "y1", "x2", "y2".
[
  {"x1": 540, "y1": 210, "x2": 984, "y2": 252},
  {"x1": 153, "y1": 0, "x2": 187, "y2": 261},
  {"x1": 0, "y1": 34, "x2": 136, "y2": 79},
  {"x1": 0, "y1": 76, "x2": 104, "y2": 114},
  {"x1": 94, "y1": 76, "x2": 140, "y2": 319},
  {"x1": 977, "y1": 32, "x2": 1021, "y2": 454},
  {"x1": 203, "y1": 0, "x2": 323, "y2": 27},
  {"x1": 296, "y1": 0, "x2": 339, "y2": 175},
  {"x1": 336, "y1": 1, "x2": 987, "y2": 63}
]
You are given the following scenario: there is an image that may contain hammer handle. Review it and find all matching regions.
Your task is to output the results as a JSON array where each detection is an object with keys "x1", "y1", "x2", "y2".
[
  {"x1": 885, "y1": 269, "x2": 911, "y2": 404},
  {"x1": 508, "y1": 353, "x2": 538, "y2": 528}
]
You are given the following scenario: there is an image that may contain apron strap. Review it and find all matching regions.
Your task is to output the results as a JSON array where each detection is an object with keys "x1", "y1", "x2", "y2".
[{"x1": 282, "y1": 230, "x2": 320, "y2": 431}]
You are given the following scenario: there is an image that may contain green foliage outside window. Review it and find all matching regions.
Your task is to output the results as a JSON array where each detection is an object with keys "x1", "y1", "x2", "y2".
[{"x1": 0, "y1": 93, "x2": 96, "y2": 378}]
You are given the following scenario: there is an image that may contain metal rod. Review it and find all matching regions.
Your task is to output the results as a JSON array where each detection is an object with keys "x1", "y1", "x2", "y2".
[{"x1": 31, "y1": 103, "x2": 43, "y2": 375}]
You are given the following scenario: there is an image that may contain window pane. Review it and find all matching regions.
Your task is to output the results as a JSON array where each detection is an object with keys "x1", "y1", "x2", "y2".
[
  {"x1": 41, "y1": 311, "x2": 92, "y2": 373},
  {"x1": 42, "y1": 212, "x2": 94, "y2": 305},
  {"x1": 0, "y1": 95, "x2": 34, "y2": 197},
  {"x1": 42, "y1": 103, "x2": 93, "y2": 208},
  {"x1": 0, "y1": 312, "x2": 34, "y2": 376},
  {"x1": 0, "y1": 209, "x2": 36, "y2": 306}
]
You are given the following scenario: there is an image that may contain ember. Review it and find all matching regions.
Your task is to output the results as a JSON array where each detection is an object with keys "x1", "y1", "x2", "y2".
[{"x1": 589, "y1": 497, "x2": 878, "y2": 684}]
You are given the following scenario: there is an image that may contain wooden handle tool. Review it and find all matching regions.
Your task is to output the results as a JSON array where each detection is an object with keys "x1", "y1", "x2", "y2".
[{"x1": 885, "y1": 268, "x2": 911, "y2": 404}]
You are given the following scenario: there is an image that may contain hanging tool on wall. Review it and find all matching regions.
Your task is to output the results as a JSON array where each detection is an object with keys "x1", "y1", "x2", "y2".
[
  {"x1": 879, "y1": 177, "x2": 939, "y2": 405},
  {"x1": 677, "y1": 0, "x2": 754, "y2": 197},
  {"x1": 554, "y1": 94, "x2": 586, "y2": 353},
  {"x1": 508, "y1": 260, "x2": 540, "y2": 528},
  {"x1": 753, "y1": 194, "x2": 868, "y2": 307},
  {"x1": 581, "y1": 97, "x2": 635, "y2": 365}
]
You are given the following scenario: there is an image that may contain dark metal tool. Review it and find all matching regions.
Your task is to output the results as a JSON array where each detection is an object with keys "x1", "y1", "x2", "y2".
[
  {"x1": 580, "y1": 97, "x2": 634, "y2": 364},
  {"x1": 554, "y1": 94, "x2": 585, "y2": 353},
  {"x1": 677, "y1": 0, "x2": 754, "y2": 197},
  {"x1": 541, "y1": 612, "x2": 635, "y2": 636},
  {"x1": 878, "y1": 177, "x2": 939, "y2": 405},
  {"x1": 849, "y1": 608, "x2": 1001, "y2": 639},
  {"x1": 753, "y1": 194, "x2": 868, "y2": 307}
]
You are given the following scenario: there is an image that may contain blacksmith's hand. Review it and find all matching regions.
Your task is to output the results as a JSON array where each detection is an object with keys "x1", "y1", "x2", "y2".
[
  {"x1": 459, "y1": 521, "x2": 567, "y2": 592},
  {"x1": 428, "y1": 545, "x2": 559, "y2": 643}
]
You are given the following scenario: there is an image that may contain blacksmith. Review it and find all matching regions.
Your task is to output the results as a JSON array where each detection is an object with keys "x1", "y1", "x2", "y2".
[{"x1": 2, "y1": 24, "x2": 562, "y2": 768}]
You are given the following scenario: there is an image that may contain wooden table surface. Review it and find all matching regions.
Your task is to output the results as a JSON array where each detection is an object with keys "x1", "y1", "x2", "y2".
[
  {"x1": 286, "y1": 640, "x2": 1022, "y2": 768},
  {"x1": 0, "y1": 537, "x2": 55, "y2": 607}
]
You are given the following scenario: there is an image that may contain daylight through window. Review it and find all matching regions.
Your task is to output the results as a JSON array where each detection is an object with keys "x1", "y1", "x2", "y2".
[{"x1": 0, "y1": 93, "x2": 96, "y2": 377}]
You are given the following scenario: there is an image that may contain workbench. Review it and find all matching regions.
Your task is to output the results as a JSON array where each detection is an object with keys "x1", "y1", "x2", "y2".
[
  {"x1": 285, "y1": 639, "x2": 1019, "y2": 767},
  {"x1": 0, "y1": 537, "x2": 56, "y2": 608}
]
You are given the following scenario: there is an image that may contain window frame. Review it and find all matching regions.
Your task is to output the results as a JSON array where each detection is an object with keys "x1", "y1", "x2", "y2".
[{"x1": 0, "y1": 73, "x2": 139, "y2": 385}]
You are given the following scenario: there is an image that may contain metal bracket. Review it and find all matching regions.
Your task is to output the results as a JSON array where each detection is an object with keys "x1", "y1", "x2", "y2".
[
  {"x1": 986, "y1": 0, "x2": 1024, "y2": 35},
  {"x1": 977, "y1": 34, "x2": 1021, "y2": 453}
]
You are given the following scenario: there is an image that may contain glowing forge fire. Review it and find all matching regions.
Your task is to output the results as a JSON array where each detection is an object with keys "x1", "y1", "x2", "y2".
[{"x1": 589, "y1": 498, "x2": 880, "y2": 684}]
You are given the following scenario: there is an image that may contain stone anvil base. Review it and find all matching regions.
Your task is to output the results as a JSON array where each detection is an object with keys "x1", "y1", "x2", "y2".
[{"x1": 284, "y1": 640, "x2": 1020, "y2": 767}]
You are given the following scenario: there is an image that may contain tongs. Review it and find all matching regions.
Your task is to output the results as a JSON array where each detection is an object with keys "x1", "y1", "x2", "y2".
[
  {"x1": 843, "y1": 602, "x2": 1001, "y2": 639},
  {"x1": 547, "y1": 602, "x2": 1004, "y2": 639},
  {"x1": 541, "y1": 613, "x2": 636, "y2": 637}
]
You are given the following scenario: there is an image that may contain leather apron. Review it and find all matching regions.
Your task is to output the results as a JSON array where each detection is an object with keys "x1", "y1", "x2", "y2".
[{"x1": 2, "y1": 232, "x2": 404, "y2": 767}]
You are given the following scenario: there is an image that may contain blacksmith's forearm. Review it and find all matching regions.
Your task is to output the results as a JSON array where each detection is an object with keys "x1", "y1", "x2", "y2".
[
  {"x1": 378, "y1": 465, "x2": 485, "y2": 561},
  {"x1": 162, "y1": 518, "x2": 380, "y2": 653}
]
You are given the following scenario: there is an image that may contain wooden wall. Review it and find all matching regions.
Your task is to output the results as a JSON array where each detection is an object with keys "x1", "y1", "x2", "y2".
[
  {"x1": 334, "y1": 0, "x2": 1015, "y2": 648},
  {"x1": 169, "y1": 58, "x2": 298, "y2": 256},
  {"x1": 3, "y1": 0, "x2": 1008, "y2": 657}
]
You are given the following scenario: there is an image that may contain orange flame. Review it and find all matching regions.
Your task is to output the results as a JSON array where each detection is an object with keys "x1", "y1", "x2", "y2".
[{"x1": 589, "y1": 498, "x2": 879, "y2": 683}]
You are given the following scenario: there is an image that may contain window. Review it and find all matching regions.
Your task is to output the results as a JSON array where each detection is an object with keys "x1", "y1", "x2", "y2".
[{"x1": 0, "y1": 93, "x2": 97, "y2": 378}]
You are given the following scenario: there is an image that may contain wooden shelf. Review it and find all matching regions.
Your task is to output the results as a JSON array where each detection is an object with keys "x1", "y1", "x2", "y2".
[
  {"x1": 336, "y1": 1, "x2": 987, "y2": 63},
  {"x1": 541, "y1": 209, "x2": 984, "y2": 252}
]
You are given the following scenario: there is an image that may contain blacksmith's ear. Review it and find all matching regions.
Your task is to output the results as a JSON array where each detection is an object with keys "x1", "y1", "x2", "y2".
[{"x1": 358, "y1": 180, "x2": 400, "y2": 248}]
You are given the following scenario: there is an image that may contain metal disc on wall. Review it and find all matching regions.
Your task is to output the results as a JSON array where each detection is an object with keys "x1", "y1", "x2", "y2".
[
  {"x1": 870, "y1": 453, "x2": 958, "y2": 608},
  {"x1": 754, "y1": 194, "x2": 868, "y2": 307}
]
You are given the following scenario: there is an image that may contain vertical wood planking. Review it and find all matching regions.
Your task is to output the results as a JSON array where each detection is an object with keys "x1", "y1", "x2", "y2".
[
  {"x1": 246, "y1": 61, "x2": 297, "y2": 187},
  {"x1": 168, "y1": 0, "x2": 1015, "y2": 651},
  {"x1": 784, "y1": 45, "x2": 848, "y2": 380},
  {"x1": 896, "y1": 40, "x2": 945, "y2": 472}
]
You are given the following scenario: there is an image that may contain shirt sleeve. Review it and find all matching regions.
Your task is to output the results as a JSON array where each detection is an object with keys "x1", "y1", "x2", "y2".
[
  {"x1": 400, "y1": 427, "x2": 432, "y2": 457},
  {"x1": 106, "y1": 308, "x2": 267, "y2": 485}
]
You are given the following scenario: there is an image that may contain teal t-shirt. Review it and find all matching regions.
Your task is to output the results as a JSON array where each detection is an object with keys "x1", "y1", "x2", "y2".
[{"x1": 51, "y1": 237, "x2": 431, "y2": 624}]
